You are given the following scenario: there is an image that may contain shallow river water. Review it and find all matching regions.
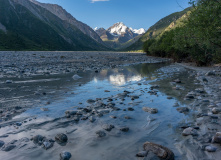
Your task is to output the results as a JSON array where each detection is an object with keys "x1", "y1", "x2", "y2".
[{"x1": 0, "y1": 62, "x2": 201, "y2": 160}]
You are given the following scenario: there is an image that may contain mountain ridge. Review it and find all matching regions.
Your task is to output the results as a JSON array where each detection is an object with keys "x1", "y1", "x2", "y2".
[{"x1": 0, "y1": 0, "x2": 108, "y2": 51}]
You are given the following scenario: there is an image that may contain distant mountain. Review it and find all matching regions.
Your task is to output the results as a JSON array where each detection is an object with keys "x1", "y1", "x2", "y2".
[
  {"x1": 125, "y1": 7, "x2": 192, "y2": 51},
  {"x1": 95, "y1": 22, "x2": 145, "y2": 49},
  {"x1": 0, "y1": 0, "x2": 108, "y2": 51}
]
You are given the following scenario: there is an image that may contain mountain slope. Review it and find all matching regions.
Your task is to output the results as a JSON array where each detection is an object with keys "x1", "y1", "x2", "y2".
[
  {"x1": 0, "y1": 0, "x2": 108, "y2": 51},
  {"x1": 29, "y1": 0, "x2": 104, "y2": 45},
  {"x1": 125, "y1": 7, "x2": 192, "y2": 51}
]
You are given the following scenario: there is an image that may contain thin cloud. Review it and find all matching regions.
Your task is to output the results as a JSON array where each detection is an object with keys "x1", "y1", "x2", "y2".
[{"x1": 91, "y1": 0, "x2": 110, "y2": 3}]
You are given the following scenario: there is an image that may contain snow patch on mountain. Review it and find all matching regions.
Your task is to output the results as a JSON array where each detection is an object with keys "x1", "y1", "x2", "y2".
[{"x1": 130, "y1": 28, "x2": 145, "y2": 35}]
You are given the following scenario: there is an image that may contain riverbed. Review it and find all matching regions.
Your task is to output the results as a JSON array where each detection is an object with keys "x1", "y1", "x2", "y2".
[{"x1": 0, "y1": 52, "x2": 220, "y2": 160}]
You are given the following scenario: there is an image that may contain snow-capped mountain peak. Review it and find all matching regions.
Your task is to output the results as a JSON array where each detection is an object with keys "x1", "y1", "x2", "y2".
[
  {"x1": 95, "y1": 23, "x2": 145, "y2": 36},
  {"x1": 94, "y1": 22, "x2": 146, "y2": 45},
  {"x1": 108, "y1": 22, "x2": 128, "y2": 35}
]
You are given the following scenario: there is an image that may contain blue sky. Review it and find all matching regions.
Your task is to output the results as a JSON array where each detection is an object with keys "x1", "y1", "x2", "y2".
[{"x1": 37, "y1": 0, "x2": 190, "y2": 29}]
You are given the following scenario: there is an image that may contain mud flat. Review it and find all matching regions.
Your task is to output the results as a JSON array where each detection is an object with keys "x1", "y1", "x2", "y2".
[{"x1": 0, "y1": 51, "x2": 221, "y2": 160}]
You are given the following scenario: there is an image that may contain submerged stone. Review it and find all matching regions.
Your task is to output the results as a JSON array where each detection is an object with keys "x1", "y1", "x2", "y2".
[
  {"x1": 60, "y1": 151, "x2": 72, "y2": 160},
  {"x1": 142, "y1": 107, "x2": 158, "y2": 114}
]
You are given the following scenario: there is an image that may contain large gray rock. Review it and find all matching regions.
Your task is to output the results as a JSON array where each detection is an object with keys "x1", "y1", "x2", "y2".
[{"x1": 102, "y1": 124, "x2": 114, "y2": 131}]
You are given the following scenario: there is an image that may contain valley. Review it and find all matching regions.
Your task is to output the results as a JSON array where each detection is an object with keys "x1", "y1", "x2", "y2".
[{"x1": 0, "y1": 0, "x2": 220, "y2": 160}]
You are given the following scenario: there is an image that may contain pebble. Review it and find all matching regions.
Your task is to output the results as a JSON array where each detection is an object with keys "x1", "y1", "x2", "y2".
[
  {"x1": 6, "y1": 80, "x2": 13, "y2": 83},
  {"x1": 212, "y1": 108, "x2": 221, "y2": 114},
  {"x1": 173, "y1": 102, "x2": 179, "y2": 107},
  {"x1": 95, "y1": 130, "x2": 106, "y2": 137},
  {"x1": 205, "y1": 71, "x2": 216, "y2": 76},
  {"x1": 40, "y1": 108, "x2": 49, "y2": 111},
  {"x1": 89, "y1": 116, "x2": 96, "y2": 122},
  {"x1": 212, "y1": 132, "x2": 221, "y2": 143},
  {"x1": 124, "y1": 116, "x2": 132, "y2": 119},
  {"x1": 173, "y1": 79, "x2": 181, "y2": 83},
  {"x1": 205, "y1": 145, "x2": 217, "y2": 152},
  {"x1": 87, "y1": 99, "x2": 95, "y2": 104},
  {"x1": 72, "y1": 74, "x2": 82, "y2": 80},
  {"x1": 176, "y1": 107, "x2": 189, "y2": 113},
  {"x1": 42, "y1": 140, "x2": 54, "y2": 150},
  {"x1": 150, "y1": 85, "x2": 159, "y2": 90},
  {"x1": 136, "y1": 151, "x2": 148, "y2": 157},
  {"x1": 195, "y1": 88, "x2": 204, "y2": 93},
  {"x1": 127, "y1": 107, "x2": 134, "y2": 111},
  {"x1": 81, "y1": 116, "x2": 88, "y2": 120},
  {"x1": 110, "y1": 115, "x2": 117, "y2": 119},
  {"x1": 0, "y1": 140, "x2": 5, "y2": 148},
  {"x1": 65, "y1": 110, "x2": 77, "y2": 116},
  {"x1": 120, "y1": 127, "x2": 129, "y2": 132},
  {"x1": 15, "y1": 122, "x2": 22, "y2": 126},
  {"x1": 102, "y1": 124, "x2": 115, "y2": 131},
  {"x1": 31, "y1": 135, "x2": 45, "y2": 144},
  {"x1": 55, "y1": 133, "x2": 68, "y2": 143},
  {"x1": 142, "y1": 107, "x2": 158, "y2": 114},
  {"x1": 1, "y1": 144, "x2": 16, "y2": 151},
  {"x1": 60, "y1": 151, "x2": 72, "y2": 160},
  {"x1": 182, "y1": 127, "x2": 197, "y2": 136}
]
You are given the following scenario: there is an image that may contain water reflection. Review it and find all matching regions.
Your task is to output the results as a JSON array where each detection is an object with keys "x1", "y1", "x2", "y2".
[{"x1": 93, "y1": 63, "x2": 168, "y2": 86}]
